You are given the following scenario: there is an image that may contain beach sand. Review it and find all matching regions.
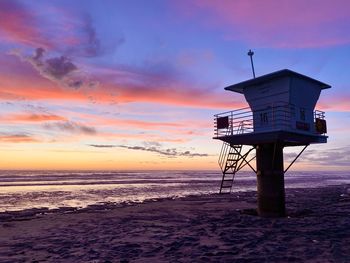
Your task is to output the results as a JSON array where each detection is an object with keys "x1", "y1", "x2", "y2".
[{"x1": 1, "y1": 184, "x2": 350, "y2": 262}]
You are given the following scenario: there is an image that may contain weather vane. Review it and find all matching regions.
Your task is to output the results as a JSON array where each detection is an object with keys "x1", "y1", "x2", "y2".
[{"x1": 247, "y1": 49, "x2": 256, "y2": 78}]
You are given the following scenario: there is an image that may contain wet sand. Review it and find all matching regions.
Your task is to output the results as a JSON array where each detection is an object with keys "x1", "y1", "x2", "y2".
[{"x1": 0, "y1": 184, "x2": 350, "y2": 262}]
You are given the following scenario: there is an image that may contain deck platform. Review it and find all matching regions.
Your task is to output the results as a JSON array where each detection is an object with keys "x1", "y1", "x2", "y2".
[{"x1": 214, "y1": 130, "x2": 327, "y2": 147}]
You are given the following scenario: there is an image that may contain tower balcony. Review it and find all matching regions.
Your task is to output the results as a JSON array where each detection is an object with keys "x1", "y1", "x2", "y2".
[{"x1": 214, "y1": 102, "x2": 327, "y2": 146}]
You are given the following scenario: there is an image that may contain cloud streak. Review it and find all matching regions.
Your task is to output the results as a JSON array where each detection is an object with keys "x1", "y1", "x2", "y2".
[
  {"x1": 44, "y1": 121, "x2": 97, "y2": 135},
  {"x1": 89, "y1": 143, "x2": 209, "y2": 158}
]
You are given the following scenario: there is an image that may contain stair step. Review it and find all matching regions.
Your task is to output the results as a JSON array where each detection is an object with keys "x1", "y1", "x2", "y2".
[
  {"x1": 225, "y1": 168, "x2": 237, "y2": 171},
  {"x1": 222, "y1": 180, "x2": 233, "y2": 183}
]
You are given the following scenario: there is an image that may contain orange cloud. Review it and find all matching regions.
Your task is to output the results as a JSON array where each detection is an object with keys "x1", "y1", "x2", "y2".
[
  {"x1": 0, "y1": 134, "x2": 38, "y2": 143},
  {"x1": 1, "y1": 113, "x2": 67, "y2": 122}
]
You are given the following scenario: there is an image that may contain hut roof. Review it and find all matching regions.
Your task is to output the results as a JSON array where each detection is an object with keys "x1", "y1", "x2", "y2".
[{"x1": 225, "y1": 69, "x2": 331, "y2": 94}]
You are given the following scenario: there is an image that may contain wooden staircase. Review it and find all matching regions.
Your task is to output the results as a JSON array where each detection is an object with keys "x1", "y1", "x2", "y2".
[
  {"x1": 218, "y1": 123, "x2": 256, "y2": 194},
  {"x1": 219, "y1": 143, "x2": 242, "y2": 193}
]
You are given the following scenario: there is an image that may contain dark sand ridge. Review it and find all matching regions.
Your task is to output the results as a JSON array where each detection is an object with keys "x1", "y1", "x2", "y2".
[{"x1": 0, "y1": 184, "x2": 350, "y2": 262}]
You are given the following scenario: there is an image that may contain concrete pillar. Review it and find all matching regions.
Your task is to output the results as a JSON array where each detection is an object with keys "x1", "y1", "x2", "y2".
[{"x1": 256, "y1": 143, "x2": 285, "y2": 217}]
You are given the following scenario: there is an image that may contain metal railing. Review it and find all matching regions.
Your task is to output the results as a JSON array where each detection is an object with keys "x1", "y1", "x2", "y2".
[
  {"x1": 314, "y1": 110, "x2": 325, "y2": 119},
  {"x1": 214, "y1": 102, "x2": 326, "y2": 138}
]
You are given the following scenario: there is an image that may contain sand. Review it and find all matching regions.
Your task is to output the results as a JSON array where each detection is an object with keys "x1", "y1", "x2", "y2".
[{"x1": 0, "y1": 184, "x2": 350, "y2": 263}]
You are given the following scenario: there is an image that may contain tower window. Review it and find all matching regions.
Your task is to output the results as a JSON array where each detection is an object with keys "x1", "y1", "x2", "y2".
[
  {"x1": 300, "y1": 108, "x2": 305, "y2": 121},
  {"x1": 260, "y1": 112, "x2": 268, "y2": 124}
]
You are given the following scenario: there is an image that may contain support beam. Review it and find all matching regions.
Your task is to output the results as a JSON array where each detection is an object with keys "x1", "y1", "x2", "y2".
[
  {"x1": 256, "y1": 143, "x2": 285, "y2": 217},
  {"x1": 233, "y1": 146, "x2": 256, "y2": 173},
  {"x1": 284, "y1": 144, "x2": 309, "y2": 174}
]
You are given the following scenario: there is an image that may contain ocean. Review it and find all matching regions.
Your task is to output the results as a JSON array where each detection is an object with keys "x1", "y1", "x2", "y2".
[{"x1": 0, "y1": 170, "x2": 349, "y2": 212}]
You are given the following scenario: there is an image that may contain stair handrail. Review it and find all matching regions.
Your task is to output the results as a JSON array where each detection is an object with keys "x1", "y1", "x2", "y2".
[
  {"x1": 218, "y1": 120, "x2": 248, "y2": 171},
  {"x1": 218, "y1": 129, "x2": 230, "y2": 171}
]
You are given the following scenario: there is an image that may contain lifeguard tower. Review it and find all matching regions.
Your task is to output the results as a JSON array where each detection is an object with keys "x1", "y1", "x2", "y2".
[{"x1": 214, "y1": 68, "x2": 330, "y2": 217}]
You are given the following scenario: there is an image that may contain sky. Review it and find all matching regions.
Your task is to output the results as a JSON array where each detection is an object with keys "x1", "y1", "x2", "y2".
[{"x1": 0, "y1": 0, "x2": 349, "y2": 170}]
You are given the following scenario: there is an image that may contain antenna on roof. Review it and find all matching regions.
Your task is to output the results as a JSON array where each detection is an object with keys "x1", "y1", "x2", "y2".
[{"x1": 247, "y1": 49, "x2": 256, "y2": 79}]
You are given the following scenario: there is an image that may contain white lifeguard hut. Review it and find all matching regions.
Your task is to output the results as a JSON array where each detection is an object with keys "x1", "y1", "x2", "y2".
[{"x1": 214, "y1": 68, "x2": 330, "y2": 217}]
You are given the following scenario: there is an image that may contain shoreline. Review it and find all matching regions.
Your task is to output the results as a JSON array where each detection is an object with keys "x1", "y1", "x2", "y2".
[
  {"x1": 0, "y1": 183, "x2": 348, "y2": 220},
  {"x1": 1, "y1": 184, "x2": 350, "y2": 262},
  {"x1": 1, "y1": 170, "x2": 349, "y2": 215}
]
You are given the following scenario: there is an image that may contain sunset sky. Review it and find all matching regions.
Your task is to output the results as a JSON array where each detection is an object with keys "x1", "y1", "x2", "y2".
[{"x1": 0, "y1": 0, "x2": 349, "y2": 170}]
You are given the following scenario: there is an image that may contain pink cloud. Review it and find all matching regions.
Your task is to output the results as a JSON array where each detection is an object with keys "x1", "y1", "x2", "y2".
[
  {"x1": 1, "y1": 40, "x2": 246, "y2": 110},
  {"x1": 0, "y1": 1, "x2": 120, "y2": 58},
  {"x1": 0, "y1": 54, "x2": 243, "y2": 110},
  {"x1": 175, "y1": 0, "x2": 350, "y2": 48},
  {"x1": 318, "y1": 94, "x2": 350, "y2": 112},
  {"x1": 0, "y1": 80, "x2": 241, "y2": 110},
  {"x1": 0, "y1": 1, "x2": 52, "y2": 48}
]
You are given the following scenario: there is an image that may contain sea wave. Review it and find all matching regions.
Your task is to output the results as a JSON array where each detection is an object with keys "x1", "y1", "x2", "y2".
[{"x1": 0, "y1": 170, "x2": 348, "y2": 212}]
